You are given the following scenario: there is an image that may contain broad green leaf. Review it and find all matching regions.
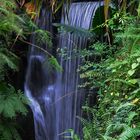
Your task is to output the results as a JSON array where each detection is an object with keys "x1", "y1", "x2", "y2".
[
  {"x1": 132, "y1": 98, "x2": 139, "y2": 104},
  {"x1": 128, "y1": 70, "x2": 135, "y2": 76},
  {"x1": 128, "y1": 79, "x2": 137, "y2": 84},
  {"x1": 49, "y1": 56, "x2": 62, "y2": 71},
  {"x1": 131, "y1": 63, "x2": 139, "y2": 69},
  {"x1": 137, "y1": 57, "x2": 140, "y2": 62}
]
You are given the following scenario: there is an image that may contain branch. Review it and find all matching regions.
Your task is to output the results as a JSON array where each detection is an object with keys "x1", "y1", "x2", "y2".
[{"x1": 19, "y1": 38, "x2": 52, "y2": 57}]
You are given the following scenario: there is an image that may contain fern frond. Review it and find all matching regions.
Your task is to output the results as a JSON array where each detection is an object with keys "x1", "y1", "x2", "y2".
[
  {"x1": 101, "y1": 135, "x2": 116, "y2": 140},
  {"x1": 53, "y1": 23, "x2": 94, "y2": 38},
  {"x1": 0, "y1": 122, "x2": 22, "y2": 140},
  {"x1": 0, "y1": 84, "x2": 28, "y2": 118},
  {"x1": 0, "y1": 124, "x2": 13, "y2": 140},
  {"x1": 127, "y1": 111, "x2": 138, "y2": 125},
  {"x1": 34, "y1": 29, "x2": 52, "y2": 47},
  {"x1": 119, "y1": 127, "x2": 140, "y2": 140},
  {"x1": 0, "y1": 51, "x2": 18, "y2": 71},
  {"x1": 116, "y1": 102, "x2": 134, "y2": 113}
]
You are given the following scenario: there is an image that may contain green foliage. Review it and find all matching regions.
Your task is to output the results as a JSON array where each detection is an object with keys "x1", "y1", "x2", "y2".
[
  {"x1": 48, "y1": 56, "x2": 62, "y2": 71},
  {"x1": 59, "y1": 129, "x2": 80, "y2": 140},
  {"x1": 0, "y1": 48, "x2": 19, "y2": 79},
  {"x1": 0, "y1": 84, "x2": 28, "y2": 118},
  {"x1": 0, "y1": 0, "x2": 31, "y2": 139},
  {"x1": 53, "y1": 23, "x2": 94, "y2": 38},
  {"x1": 34, "y1": 29, "x2": 52, "y2": 47},
  {"x1": 0, "y1": 0, "x2": 25, "y2": 38},
  {"x1": 0, "y1": 122, "x2": 22, "y2": 140},
  {"x1": 79, "y1": 3, "x2": 140, "y2": 140},
  {"x1": 0, "y1": 0, "x2": 60, "y2": 139},
  {"x1": 0, "y1": 84, "x2": 28, "y2": 140}
]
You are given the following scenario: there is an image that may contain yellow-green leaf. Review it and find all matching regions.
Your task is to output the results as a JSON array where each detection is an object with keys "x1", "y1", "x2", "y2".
[
  {"x1": 128, "y1": 70, "x2": 135, "y2": 76},
  {"x1": 128, "y1": 79, "x2": 137, "y2": 84},
  {"x1": 131, "y1": 63, "x2": 139, "y2": 69},
  {"x1": 137, "y1": 57, "x2": 140, "y2": 63}
]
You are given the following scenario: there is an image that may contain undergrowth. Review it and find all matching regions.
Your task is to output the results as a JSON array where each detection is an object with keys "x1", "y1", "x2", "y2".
[
  {"x1": 0, "y1": 0, "x2": 54, "y2": 139},
  {"x1": 79, "y1": 2, "x2": 140, "y2": 140}
]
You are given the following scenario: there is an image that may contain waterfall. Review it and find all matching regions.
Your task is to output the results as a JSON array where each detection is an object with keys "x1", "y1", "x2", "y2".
[{"x1": 25, "y1": 1, "x2": 103, "y2": 140}]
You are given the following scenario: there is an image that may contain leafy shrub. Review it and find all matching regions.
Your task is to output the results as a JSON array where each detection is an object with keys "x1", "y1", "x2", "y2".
[
  {"x1": 0, "y1": 84, "x2": 28, "y2": 140},
  {"x1": 0, "y1": 0, "x2": 30, "y2": 139},
  {"x1": 79, "y1": 2, "x2": 140, "y2": 140}
]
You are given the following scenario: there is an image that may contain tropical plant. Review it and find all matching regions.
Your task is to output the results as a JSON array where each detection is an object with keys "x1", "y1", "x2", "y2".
[
  {"x1": 78, "y1": 1, "x2": 140, "y2": 140},
  {"x1": 0, "y1": 0, "x2": 56, "y2": 139},
  {"x1": 0, "y1": 0, "x2": 30, "y2": 139},
  {"x1": 52, "y1": 1, "x2": 140, "y2": 139},
  {"x1": 0, "y1": 84, "x2": 28, "y2": 140}
]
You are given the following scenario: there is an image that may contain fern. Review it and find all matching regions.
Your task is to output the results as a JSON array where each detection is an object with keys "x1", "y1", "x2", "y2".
[
  {"x1": 0, "y1": 0, "x2": 24, "y2": 37},
  {"x1": 53, "y1": 23, "x2": 94, "y2": 38},
  {"x1": 119, "y1": 127, "x2": 140, "y2": 140},
  {"x1": 0, "y1": 0, "x2": 55, "y2": 140},
  {"x1": 0, "y1": 49, "x2": 18, "y2": 71},
  {"x1": 0, "y1": 122, "x2": 22, "y2": 140},
  {"x1": 116, "y1": 102, "x2": 134, "y2": 113},
  {"x1": 0, "y1": 84, "x2": 28, "y2": 140},
  {"x1": 79, "y1": 3, "x2": 140, "y2": 140},
  {"x1": 34, "y1": 29, "x2": 52, "y2": 47},
  {"x1": 101, "y1": 135, "x2": 116, "y2": 140},
  {"x1": 0, "y1": 84, "x2": 28, "y2": 118}
]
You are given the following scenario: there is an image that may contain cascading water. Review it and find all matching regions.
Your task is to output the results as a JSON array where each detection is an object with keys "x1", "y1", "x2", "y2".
[{"x1": 25, "y1": 1, "x2": 103, "y2": 140}]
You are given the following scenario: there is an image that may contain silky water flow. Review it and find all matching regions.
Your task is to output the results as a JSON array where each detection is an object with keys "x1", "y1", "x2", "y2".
[{"x1": 25, "y1": 2, "x2": 103, "y2": 140}]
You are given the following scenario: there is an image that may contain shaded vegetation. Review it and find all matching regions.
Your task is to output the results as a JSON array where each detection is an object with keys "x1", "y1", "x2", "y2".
[
  {"x1": 79, "y1": 1, "x2": 140, "y2": 140},
  {"x1": 0, "y1": 0, "x2": 29, "y2": 139},
  {"x1": 0, "y1": 0, "x2": 54, "y2": 139},
  {"x1": 1, "y1": 0, "x2": 140, "y2": 140},
  {"x1": 56, "y1": 0, "x2": 140, "y2": 140}
]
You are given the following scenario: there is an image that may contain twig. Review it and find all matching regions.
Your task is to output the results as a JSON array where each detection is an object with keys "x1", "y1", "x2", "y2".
[{"x1": 19, "y1": 38, "x2": 52, "y2": 57}]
